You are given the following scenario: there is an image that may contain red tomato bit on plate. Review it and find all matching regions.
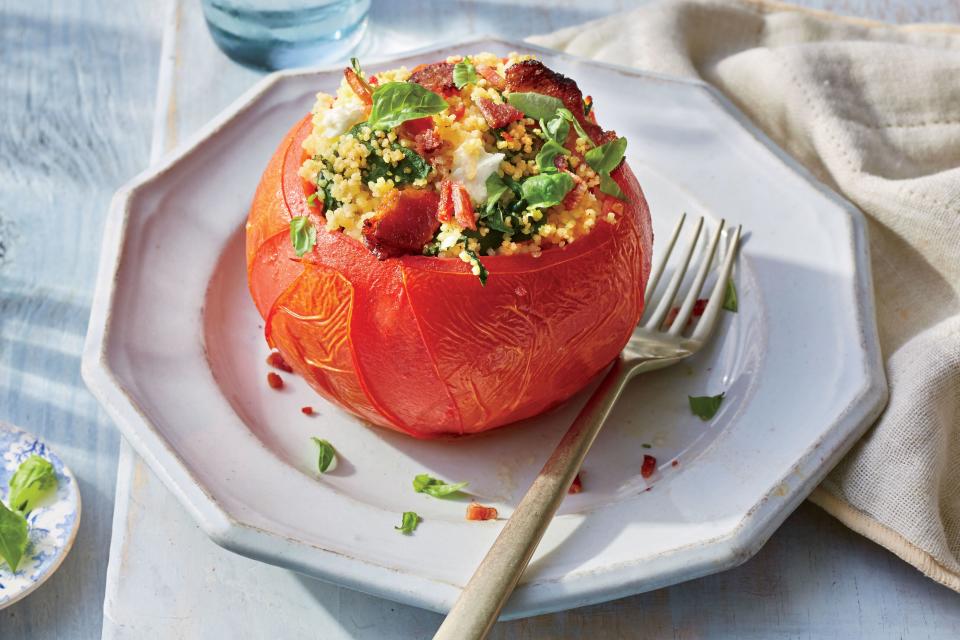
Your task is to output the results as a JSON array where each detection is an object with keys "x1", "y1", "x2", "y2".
[
  {"x1": 466, "y1": 503, "x2": 499, "y2": 521},
  {"x1": 301, "y1": 406, "x2": 314, "y2": 416},
  {"x1": 267, "y1": 372, "x2": 284, "y2": 390},
  {"x1": 568, "y1": 473, "x2": 583, "y2": 494},
  {"x1": 641, "y1": 454, "x2": 657, "y2": 479}
]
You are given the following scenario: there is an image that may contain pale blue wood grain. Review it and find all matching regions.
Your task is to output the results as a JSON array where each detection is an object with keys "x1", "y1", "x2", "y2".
[{"x1": 2, "y1": 0, "x2": 959, "y2": 638}]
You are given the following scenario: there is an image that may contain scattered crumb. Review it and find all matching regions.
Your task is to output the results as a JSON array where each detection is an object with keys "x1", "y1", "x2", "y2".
[{"x1": 267, "y1": 372, "x2": 284, "y2": 390}]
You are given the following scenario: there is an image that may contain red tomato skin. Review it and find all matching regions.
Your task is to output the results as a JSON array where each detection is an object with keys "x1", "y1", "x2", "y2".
[{"x1": 246, "y1": 113, "x2": 653, "y2": 438}]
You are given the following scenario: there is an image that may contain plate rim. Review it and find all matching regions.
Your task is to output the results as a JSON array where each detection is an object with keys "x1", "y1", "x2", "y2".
[{"x1": 81, "y1": 35, "x2": 887, "y2": 618}]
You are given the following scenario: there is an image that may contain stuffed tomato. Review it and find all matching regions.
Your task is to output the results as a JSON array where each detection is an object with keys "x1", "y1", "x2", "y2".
[{"x1": 246, "y1": 53, "x2": 653, "y2": 438}]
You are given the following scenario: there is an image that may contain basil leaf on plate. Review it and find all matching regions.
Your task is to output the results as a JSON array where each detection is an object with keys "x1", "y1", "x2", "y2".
[
  {"x1": 535, "y1": 139, "x2": 568, "y2": 174},
  {"x1": 413, "y1": 473, "x2": 469, "y2": 498},
  {"x1": 0, "y1": 500, "x2": 28, "y2": 572},
  {"x1": 723, "y1": 279, "x2": 738, "y2": 312},
  {"x1": 8, "y1": 455, "x2": 58, "y2": 514},
  {"x1": 395, "y1": 511, "x2": 422, "y2": 534},
  {"x1": 585, "y1": 137, "x2": 627, "y2": 175},
  {"x1": 290, "y1": 216, "x2": 316, "y2": 257},
  {"x1": 689, "y1": 393, "x2": 725, "y2": 421},
  {"x1": 453, "y1": 60, "x2": 477, "y2": 89},
  {"x1": 367, "y1": 82, "x2": 448, "y2": 130},
  {"x1": 520, "y1": 172, "x2": 575, "y2": 209},
  {"x1": 311, "y1": 438, "x2": 337, "y2": 473},
  {"x1": 507, "y1": 92, "x2": 564, "y2": 121}
]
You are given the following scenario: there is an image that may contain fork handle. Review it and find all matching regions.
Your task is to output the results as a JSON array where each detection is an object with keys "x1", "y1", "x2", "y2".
[{"x1": 433, "y1": 358, "x2": 632, "y2": 640}]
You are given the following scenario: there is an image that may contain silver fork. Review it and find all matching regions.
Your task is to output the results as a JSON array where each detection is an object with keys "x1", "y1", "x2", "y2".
[{"x1": 434, "y1": 214, "x2": 742, "y2": 640}]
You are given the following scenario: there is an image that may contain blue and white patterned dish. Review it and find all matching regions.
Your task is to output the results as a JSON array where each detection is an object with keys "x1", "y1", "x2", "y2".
[{"x1": 0, "y1": 421, "x2": 81, "y2": 609}]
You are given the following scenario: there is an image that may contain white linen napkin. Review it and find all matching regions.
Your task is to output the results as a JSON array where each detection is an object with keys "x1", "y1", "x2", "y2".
[{"x1": 530, "y1": 0, "x2": 960, "y2": 592}]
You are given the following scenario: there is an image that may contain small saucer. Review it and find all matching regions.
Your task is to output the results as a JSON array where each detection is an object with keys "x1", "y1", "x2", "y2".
[{"x1": 0, "y1": 421, "x2": 82, "y2": 609}]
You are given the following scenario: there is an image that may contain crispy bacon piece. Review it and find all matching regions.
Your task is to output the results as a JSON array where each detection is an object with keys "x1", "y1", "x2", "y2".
[
  {"x1": 415, "y1": 129, "x2": 443, "y2": 156},
  {"x1": 641, "y1": 454, "x2": 657, "y2": 479},
  {"x1": 568, "y1": 472, "x2": 583, "y2": 494},
  {"x1": 362, "y1": 188, "x2": 441, "y2": 259},
  {"x1": 466, "y1": 503, "x2": 499, "y2": 521},
  {"x1": 437, "y1": 180, "x2": 454, "y2": 223},
  {"x1": 505, "y1": 60, "x2": 613, "y2": 145},
  {"x1": 562, "y1": 172, "x2": 587, "y2": 210},
  {"x1": 400, "y1": 117, "x2": 443, "y2": 157},
  {"x1": 343, "y1": 67, "x2": 372, "y2": 105},
  {"x1": 476, "y1": 98, "x2": 524, "y2": 129},
  {"x1": 451, "y1": 182, "x2": 476, "y2": 230},
  {"x1": 266, "y1": 350, "x2": 293, "y2": 373},
  {"x1": 476, "y1": 64, "x2": 506, "y2": 91},
  {"x1": 409, "y1": 62, "x2": 457, "y2": 96}
]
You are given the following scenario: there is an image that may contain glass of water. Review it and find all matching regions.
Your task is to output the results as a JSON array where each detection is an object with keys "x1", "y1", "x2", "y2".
[{"x1": 201, "y1": 0, "x2": 371, "y2": 70}]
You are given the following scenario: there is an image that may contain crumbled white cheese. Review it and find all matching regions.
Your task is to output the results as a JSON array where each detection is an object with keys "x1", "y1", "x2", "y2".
[
  {"x1": 317, "y1": 97, "x2": 366, "y2": 139},
  {"x1": 450, "y1": 138, "x2": 504, "y2": 205}
]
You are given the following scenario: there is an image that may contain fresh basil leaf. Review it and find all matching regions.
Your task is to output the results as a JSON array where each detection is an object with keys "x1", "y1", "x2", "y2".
[
  {"x1": 556, "y1": 107, "x2": 595, "y2": 147},
  {"x1": 413, "y1": 473, "x2": 469, "y2": 498},
  {"x1": 8, "y1": 455, "x2": 57, "y2": 514},
  {"x1": 689, "y1": 393, "x2": 725, "y2": 421},
  {"x1": 367, "y1": 82, "x2": 448, "y2": 130},
  {"x1": 481, "y1": 207, "x2": 512, "y2": 234},
  {"x1": 395, "y1": 511, "x2": 422, "y2": 534},
  {"x1": 464, "y1": 249, "x2": 489, "y2": 286},
  {"x1": 290, "y1": 216, "x2": 317, "y2": 257},
  {"x1": 0, "y1": 500, "x2": 28, "y2": 572},
  {"x1": 453, "y1": 60, "x2": 477, "y2": 89},
  {"x1": 507, "y1": 92, "x2": 564, "y2": 121},
  {"x1": 585, "y1": 137, "x2": 627, "y2": 175},
  {"x1": 520, "y1": 172, "x2": 575, "y2": 209},
  {"x1": 485, "y1": 173, "x2": 510, "y2": 212},
  {"x1": 542, "y1": 114, "x2": 569, "y2": 145},
  {"x1": 599, "y1": 172, "x2": 626, "y2": 200},
  {"x1": 723, "y1": 279, "x2": 738, "y2": 312},
  {"x1": 366, "y1": 144, "x2": 431, "y2": 185},
  {"x1": 311, "y1": 438, "x2": 337, "y2": 473},
  {"x1": 535, "y1": 139, "x2": 568, "y2": 174}
]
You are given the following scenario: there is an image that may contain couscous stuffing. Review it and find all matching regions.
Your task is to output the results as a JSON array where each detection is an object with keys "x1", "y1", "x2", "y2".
[{"x1": 296, "y1": 53, "x2": 629, "y2": 284}]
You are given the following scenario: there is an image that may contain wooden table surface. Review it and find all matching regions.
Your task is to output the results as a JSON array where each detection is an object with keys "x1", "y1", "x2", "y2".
[{"x1": 2, "y1": 0, "x2": 960, "y2": 638}]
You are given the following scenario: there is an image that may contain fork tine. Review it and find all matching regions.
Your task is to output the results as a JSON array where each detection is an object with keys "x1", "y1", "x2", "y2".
[
  {"x1": 668, "y1": 219, "x2": 725, "y2": 336},
  {"x1": 643, "y1": 213, "x2": 686, "y2": 308},
  {"x1": 691, "y1": 225, "x2": 742, "y2": 342},
  {"x1": 643, "y1": 216, "x2": 704, "y2": 330}
]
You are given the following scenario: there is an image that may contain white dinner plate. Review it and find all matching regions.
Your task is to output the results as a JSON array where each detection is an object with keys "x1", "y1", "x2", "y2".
[{"x1": 82, "y1": 38, "x2": 886, "y2": 618}]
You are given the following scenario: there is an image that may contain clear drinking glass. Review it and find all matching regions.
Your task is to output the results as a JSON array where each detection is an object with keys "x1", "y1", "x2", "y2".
[{"x1": 201, "y1": 0, "x2": 371, "y2": 71}]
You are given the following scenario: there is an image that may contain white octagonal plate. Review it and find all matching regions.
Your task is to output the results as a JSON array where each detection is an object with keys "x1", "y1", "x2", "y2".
[{"x1": 82, "y1": 38, "x2": 886, "y2": 618}]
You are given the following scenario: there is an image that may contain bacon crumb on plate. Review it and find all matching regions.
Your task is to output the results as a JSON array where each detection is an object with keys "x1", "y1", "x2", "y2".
[
  {"x1": 568, "y1": 472, "x2": 583, "y2": 494},
  {"x1": 266, "y1": 351, "x2": 293, "y2": 373},
  {"x1": 267, "y1": 372, "x2": 284, "y2": 390},
  {"x1": 641, "y1": 454, "x2": 657, "y2": 479},
  {"x1": 466, "y1": 503, "x2": 499, "y2": 521}
]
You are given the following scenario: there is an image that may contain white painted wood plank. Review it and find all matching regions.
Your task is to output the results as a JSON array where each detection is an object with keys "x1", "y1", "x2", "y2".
[{"x1": 0, "y1": 1, "x2": 164, "y2": 638}]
